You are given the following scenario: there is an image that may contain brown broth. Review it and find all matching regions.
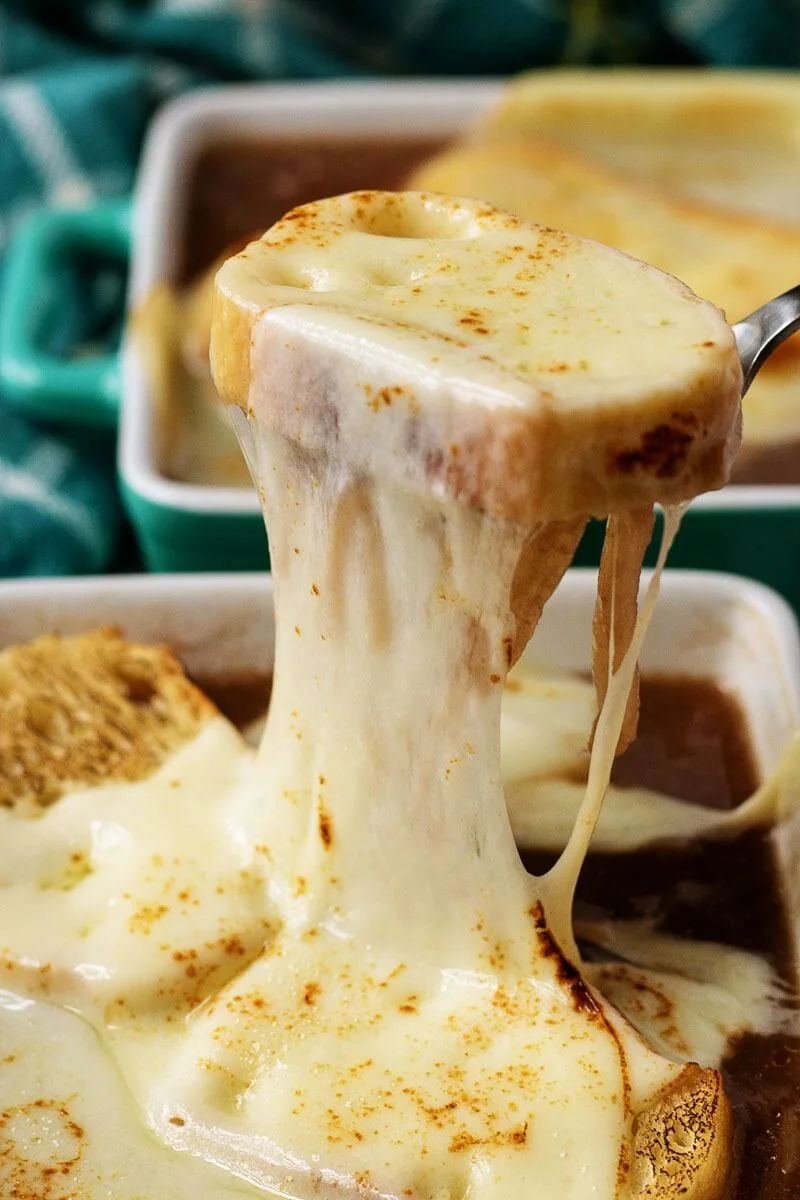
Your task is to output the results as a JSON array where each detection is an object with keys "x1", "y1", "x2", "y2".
[
  {"x1": 612, "y1": 675, "x2": 760, "y2": 810},
  {"x1": 191, "y1": 672, "x2": 271, "y2": 732},
  {"x1": 180, "y1": 137, "x2": 446, "y2": 283},
  {"x1": 195, "y1": 667, "x2": 799, "y2": 1200}
]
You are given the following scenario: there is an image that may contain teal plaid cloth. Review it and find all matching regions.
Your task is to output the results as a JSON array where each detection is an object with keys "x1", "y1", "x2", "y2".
[{"x1": 0, "y1": 0, "x2": 798, "y2": 575}]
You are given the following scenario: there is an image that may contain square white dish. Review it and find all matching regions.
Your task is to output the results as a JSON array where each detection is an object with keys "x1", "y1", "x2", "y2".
[
  {"x1": 1, "y1": 566, "x2": 799, "y2": 1196},
  {"x1": 121, "y1": 79, "x2": 800, "y2": 604}
]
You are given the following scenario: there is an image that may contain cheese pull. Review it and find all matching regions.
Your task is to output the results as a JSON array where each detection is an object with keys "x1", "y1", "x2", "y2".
[
  {"x1": 212, "y1": 189, "x2": 741, "y2": 524},
  {"x1": 200, "y1": 192, "x2": 742, "y2": 1200}
]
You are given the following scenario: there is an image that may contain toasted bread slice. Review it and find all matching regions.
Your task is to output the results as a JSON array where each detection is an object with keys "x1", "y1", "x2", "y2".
[
  {"x1": 0, "y1": 629, "x2": 217, "y2": 813},
  {"x1": 212, "y1": 190, "x2": 741, "y2": 523},
  {"x1": 181, "y1": 232, "x2": 263, "y2": 377},
  {"x1": 408, "y1": 140, "x2": 800, "y2": 448},
  {"x1": 477, "y1": 69, "x2": 800, "y2": 225}
]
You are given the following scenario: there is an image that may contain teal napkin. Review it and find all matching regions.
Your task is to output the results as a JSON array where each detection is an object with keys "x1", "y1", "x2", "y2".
[{"x1": 0, "y1": 0, "x2": 797, "y2": 576}]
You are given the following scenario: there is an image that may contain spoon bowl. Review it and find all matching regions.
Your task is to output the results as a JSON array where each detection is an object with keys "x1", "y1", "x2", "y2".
[{"x1": 733, "y1": 285, "x2": 800, "y2": 396}]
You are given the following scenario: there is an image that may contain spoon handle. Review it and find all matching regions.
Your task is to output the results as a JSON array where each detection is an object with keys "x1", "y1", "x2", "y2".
[{"x1": 732, "y1": 284, "x2": 800, "y2": 395}]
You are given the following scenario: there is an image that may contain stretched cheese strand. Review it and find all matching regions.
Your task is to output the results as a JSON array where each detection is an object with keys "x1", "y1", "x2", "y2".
[{"x1": 543, "y1": 505, "x2": 686, "y2": 960}]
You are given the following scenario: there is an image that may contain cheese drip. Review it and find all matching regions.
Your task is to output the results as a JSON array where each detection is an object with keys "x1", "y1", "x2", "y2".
[
  {"x1": 132, "y1": 416, "x2": 729, "y2": 1200},
  {"x1": 543, "y1": 505, "x2": 684, "y2": 960}
]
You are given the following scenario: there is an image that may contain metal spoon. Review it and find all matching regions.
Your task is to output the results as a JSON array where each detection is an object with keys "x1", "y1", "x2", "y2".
[{"x1": 733, "y1": 284, "x2": 800, "y2": 395}]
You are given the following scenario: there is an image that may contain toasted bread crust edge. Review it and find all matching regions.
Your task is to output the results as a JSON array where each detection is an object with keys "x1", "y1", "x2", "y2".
[
  {"x1": 632, "y1": 1064, "x2": 733, "y2": 1199},
  {"x1": 212, "y1": 274, "x2": 741, "y2": 522},
  {"x1": 0, "y1": 629, "x2": 218, "y2": 813}
]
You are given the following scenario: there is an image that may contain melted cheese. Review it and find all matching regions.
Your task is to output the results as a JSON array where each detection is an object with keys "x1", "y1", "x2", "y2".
[
  {"x1": 0, "y1": 719, "x2": 274, "y2": 1024},
  {"x1": 219, "y1": 204, "x2": 730, "y2": 401},
  {"x1": 0, "y1": 994, "x2": 253, "y2": 1200},
  {"x1": 0, "y1": 647, "x2": 789, "y2": 1197},
  {"x1": 581, "y1": 923, "x2": 791, "y2": 1068}
]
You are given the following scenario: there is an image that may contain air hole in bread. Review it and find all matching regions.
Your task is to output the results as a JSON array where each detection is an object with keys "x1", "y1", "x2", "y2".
[{"x1": 114, "y1": 664, "x2": 158, "y2": 707}]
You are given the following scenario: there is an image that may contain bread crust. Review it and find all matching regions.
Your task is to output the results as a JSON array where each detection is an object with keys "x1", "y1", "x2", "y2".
[
  {"x1": 631, "y1": 1064, "x2": 734, "y2": 1199},
  {"x1": 0, "y1": 629, "x2": 216, "y2": 813}
]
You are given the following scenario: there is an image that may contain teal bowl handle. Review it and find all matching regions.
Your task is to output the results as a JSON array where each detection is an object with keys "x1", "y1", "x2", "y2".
[{"x1": 0, "y1": 198, "x2": 131, "y2": 428}]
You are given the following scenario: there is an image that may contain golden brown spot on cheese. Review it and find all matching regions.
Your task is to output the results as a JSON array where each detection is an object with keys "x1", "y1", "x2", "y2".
[
  {"x1": 128, "y1": 903, "x2": 169, "y2": 935},
  {"x1": 222, "y1": 935, "x2": 246, "y2": 957},
  {"x1": 367, "y1": 384, "x2": 404, "y2": 413},
  {"x1": 529, "y1": 903, "x2": 601, "y2": 1019},
  {"x1": 0, "y1": 1097, "x2": 86, "y2": 1199},
  {"x1": 303, "y1": 982, "x2": 321, "y2": 1006},
  {"x1": 449, "y1": 1122, "x2": 528, "y2": 1153},
  {"x1": 318, "y1": 802, "x2": 333, "y2": 850}
]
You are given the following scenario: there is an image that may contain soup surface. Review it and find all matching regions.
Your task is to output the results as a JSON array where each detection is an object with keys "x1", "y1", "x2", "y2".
[{"x1": 180, "y1": 137, "x2": 446, "y2": 284}]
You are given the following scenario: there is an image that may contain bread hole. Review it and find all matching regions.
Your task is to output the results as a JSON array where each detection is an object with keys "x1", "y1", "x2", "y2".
[{"x1": 114, "y1": 663, "x2": 158, "y2": 706}]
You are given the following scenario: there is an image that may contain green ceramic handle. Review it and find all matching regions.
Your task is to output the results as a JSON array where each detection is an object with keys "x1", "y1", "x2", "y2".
[{"x1": 0, "y1": 198, "x2": 131, "y2": 428}]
